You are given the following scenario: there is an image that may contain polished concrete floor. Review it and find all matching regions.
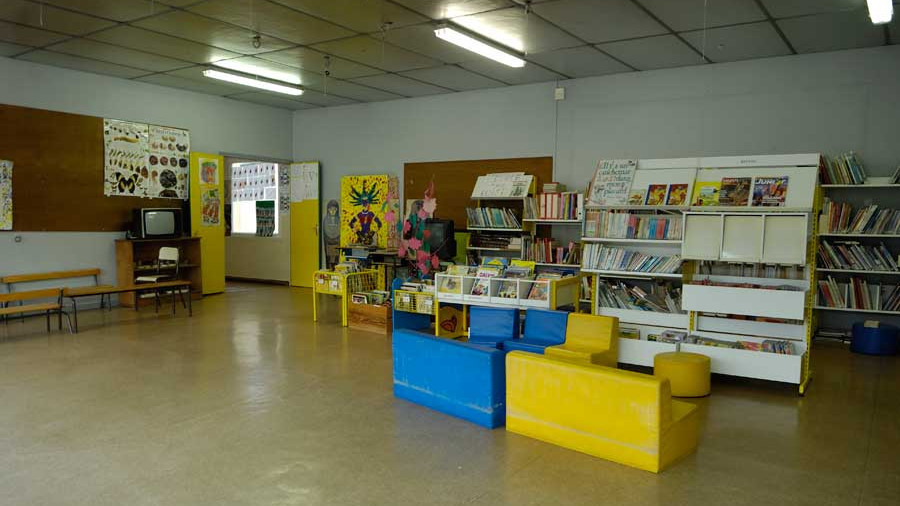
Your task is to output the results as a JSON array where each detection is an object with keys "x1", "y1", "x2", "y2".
[{"x1": 0, "y1": 282, "x2": 897, "y2": 506}]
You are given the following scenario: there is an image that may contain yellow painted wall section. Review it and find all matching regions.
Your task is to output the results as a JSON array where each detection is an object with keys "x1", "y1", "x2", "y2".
[
  {"x1": 190, "y1": 152, "x2": 225, "y2": 294},
  {"x1": 290, "y1": 199, "x2": 319, "y2": 287}
]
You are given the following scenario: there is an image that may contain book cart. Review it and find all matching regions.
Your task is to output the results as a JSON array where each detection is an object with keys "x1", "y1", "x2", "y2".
[
  {"x1": 312, "y1": 269, "x2": 378, "y2": 327},
  {"x1": 584, "y1": 154, "x2": 821, "y2": 394}
]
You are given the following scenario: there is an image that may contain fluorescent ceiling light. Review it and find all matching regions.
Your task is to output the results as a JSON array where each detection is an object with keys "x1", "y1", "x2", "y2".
[
  {"x1": 212, "y1": 59, "x2": 301, "y2": 85},
  {"x1": 867, "y1": 0, "x2": 893, "y2": 24},
  {"x1": 434, "y1": 26, "x2": 525, "y2": 68},
  {"x1": 203, "y1": 69, "x2": 303, "y2": 96}
]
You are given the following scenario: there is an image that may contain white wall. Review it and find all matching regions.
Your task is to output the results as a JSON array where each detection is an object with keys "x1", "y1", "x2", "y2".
[
  {"x1": 293, "y1": 45, "x2": 900, "y2": 204},
  {"x1": 0, "y1": 56, "x2": 294, "y2": 295}
]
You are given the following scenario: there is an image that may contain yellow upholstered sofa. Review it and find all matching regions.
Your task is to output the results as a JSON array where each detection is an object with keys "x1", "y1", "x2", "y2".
[
  {"x1": 506, "y1": 351, "x2": 700, "y2": 473},
  {"x1": 544, "y1": 313, "x2": 618, "y2": 367}
]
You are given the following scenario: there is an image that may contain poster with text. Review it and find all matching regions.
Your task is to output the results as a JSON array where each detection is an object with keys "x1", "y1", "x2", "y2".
[
  {"x1": 587, "y1": 159, "x2": 637, "y2": 206},
  {"x1": 290, "y1": 162, "x2": 319, "y2": 202},
  {"x1": 103, "y1": 119, "x2": 150, "y2": 197},
  {"x1": 148, "y1": 125, "x2": 190, "y2": 199},
  {"x1": 0, "y1": 160, "x2": 12, "y2": 230}
]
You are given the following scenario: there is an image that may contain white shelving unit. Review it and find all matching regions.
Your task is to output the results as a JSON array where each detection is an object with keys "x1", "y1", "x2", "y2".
[{"x1": 467, "y1": 174, "x2": 534, "y2": 264}]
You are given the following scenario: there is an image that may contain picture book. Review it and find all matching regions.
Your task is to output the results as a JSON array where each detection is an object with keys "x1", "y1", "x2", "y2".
[
  {"x1": 438, "y1": 265, "x2": 471, "y2": 294},
  {"x1": 510, "y1": 259, "x2": 536, "y2": 274},
  {"x1": 497, "y1": 266, "x2": 534, "y2": 298},
  {"x1": 691, "y1": 181, "x2": 720, "y2": 206},
  {"x1": 481, "y1": 256, "x2": 510, "y2": 267},
  {"x1": 665, "y1": 183, "x2": 688, "y2": 206},
  {"x1": 527, "y1": 273, "x2": 562, "y2": 300},
  {"x1": 627, "y1": 190, "x2": 646, "y2": 206},
  {"x1": 619, "y1": 327, "x2": 641, "y2": 340},
  {"x1": 644, "y1": 184, "x2": 668, "y2": 206},
  {"x1": 718, "y1": 177, "x2": 751, "y2": 206},
  {"x1": 470, "y1": 266, "x2": 501, "y2": 296},
  {"x1": 751, "y1": 176, "x2": 789, "y2": 207}
]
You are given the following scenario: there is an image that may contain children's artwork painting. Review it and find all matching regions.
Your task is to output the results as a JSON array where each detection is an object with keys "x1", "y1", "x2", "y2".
[
  {"x1": 200, "y1": 158, "x2": 219, "y2": 185},
  {"x1": 341, "y1": 175, "x2": 398, "y2": 248},
  {"x1": 256, "y1": 200, "x2": 275, "y2": 237},
  {"x1": 322, "y1": 199, "x2": 341, "y2": 269},
  {"x1": 201, "y1": 188, "x2": 220, "y2": 226},
  {"x1": 644, "y1": 184, "x2": 668, "y2": 206},
  {"x1": 665, "y1": 183, "x2": 688, "y2": 206},
  {"x1": 718, "y1": 177, "x2": 752, "y2": 206},
  {"x1": 0, "y1": 160, "x2": 12, "y2": 230},
  {"x1": 752, "y1": 176, "x2": 789, "y2": 207}
]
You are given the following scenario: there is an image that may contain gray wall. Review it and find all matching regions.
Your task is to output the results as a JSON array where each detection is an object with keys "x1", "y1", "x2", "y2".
[
  {"x1": 293, "y1": 45, "x2": 900, "y2": 203},
  {"x1": 0, "y1": 56, "x2": 294, "y2": 295}
]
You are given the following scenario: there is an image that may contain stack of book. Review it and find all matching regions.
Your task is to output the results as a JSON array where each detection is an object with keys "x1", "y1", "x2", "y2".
[
  {"x1": 595, "y1": 279, "x2": 683, "y2": 313},
  {"x1": 583, "y1": 210, "x2": 683, "y2": 240},
  {"x1": 582, "y1": 244, "x2": 681, "y2": 274},
  {"x1": 469, "y1": 235, "x2": 520, "y2": 250},
  {"x1": 820, "y1": 199, "x2": 900, "y2": 234},
  {"x1": 817, "y1": 240, "x2": 899, "y2": 271},
  {"x1": 683, "y1": 335, "x2": 795, "y2": 355},
  {"x1": 819, "y1": 152, "x2": 867, "y2": 185},
  {"x1": 523, "y1": 238, "x2": 580, "y2": 265},
  {"x1": 350, "y1": 290, "x2": 391, "y2": 305},
  {"x1": 525, "y1": 192, "x2": 583, "y2": 220},
  {"x1": 466, "y1": 207, "x2": 521, "y2": 229},
  {"x1": 543, "y1": 182, "x2": 565, "y2": 193},
  {"x1": 818, "y1": 276, "x2": 900, "y2": 311}
]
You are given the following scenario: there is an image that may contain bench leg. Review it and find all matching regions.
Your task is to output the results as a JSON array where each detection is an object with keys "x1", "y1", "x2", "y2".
[
  {"x1": 72, "y1": 298, "x2": 79, "y2": 333},
  {"x1": 46, "y1": 310, "x2": 51, "y2": 333},
  {"x1": 172, "y1": 289, "x2": 177, "y2": 315},
  {"x1": 58, "y1": 306, "x2": 62, "y2": 331},
  {"x1": 188, "y1": 289, "x2": 192, "y2": 316},
  {"x1": 154, "y1": 291, "x2": 160, "y2": 314}
]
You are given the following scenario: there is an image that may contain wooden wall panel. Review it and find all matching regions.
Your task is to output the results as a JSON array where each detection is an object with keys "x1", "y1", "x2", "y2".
[
  {"x1": 0, "y1": 104, "x2": 174, "y2": 231},
  {"x1": 403, "y1": 157, "x2": 553, "y2": 230}
]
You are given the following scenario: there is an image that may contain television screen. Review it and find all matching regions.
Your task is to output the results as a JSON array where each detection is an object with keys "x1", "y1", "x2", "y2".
[
  {"x1": 425, "y1": 219, "x2": 456, "y2": 260},
  {"x1": 145, "y1": 210, "x2": 176, "y2": 236}
]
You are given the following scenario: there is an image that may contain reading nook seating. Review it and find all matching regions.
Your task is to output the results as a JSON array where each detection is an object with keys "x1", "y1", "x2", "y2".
[
  {"x1": 506, "y1": 351, "x2": 700, "y2": 473},
  {"x1": 501, "y1": 308, "x2": 568, "y2": 354},
  {"x1": 0, "y1": 288, "x2": 69, "y2": 333},
  {"x1": 654, "y1": 352, "x2": 712, "y2": 398},
  {"x1": 544, "y1": 313, "x2": 619, "y2": 367},
  {"x1": 466, "y1": 306, "x2": 520, "y2": 348}
]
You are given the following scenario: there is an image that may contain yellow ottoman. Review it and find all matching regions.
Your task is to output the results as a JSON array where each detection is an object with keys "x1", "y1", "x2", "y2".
[{"x1": 653, "y1": 352, "x2": 711, "y2": 397}]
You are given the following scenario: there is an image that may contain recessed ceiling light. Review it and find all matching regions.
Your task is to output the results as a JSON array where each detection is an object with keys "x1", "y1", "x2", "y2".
[
  {"x1": 867, "y1": 0, "x2": 893, "y2": 24},
  {"x1": 203, "y1": 69, "x2": 303, "y2": 96},
  {"x1": 212, "y1": 60, "x2": 301, "y2": 85},
  {"x1": 434, "y1": 25, "x2": 525, "y2": 68}
]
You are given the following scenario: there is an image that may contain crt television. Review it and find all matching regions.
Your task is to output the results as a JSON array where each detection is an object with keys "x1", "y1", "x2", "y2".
[
  {"x1": 131, "y1": 208, "x2": 183, "y2": 239},
  {"x1": 425, "y1": 219, "x2": 457, "y2": 261}
]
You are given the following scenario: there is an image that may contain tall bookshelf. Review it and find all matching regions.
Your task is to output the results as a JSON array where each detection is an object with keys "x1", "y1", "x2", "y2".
[
  {"x1": 814, "y1": 173, "x2": 900, "y2": 337},
  {"x1": 466, "y1": 174, "x2": 535, "y2": 264}
]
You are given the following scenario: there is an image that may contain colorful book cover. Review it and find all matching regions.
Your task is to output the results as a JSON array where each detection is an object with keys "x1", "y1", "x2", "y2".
[
  {"x1": 438, "y1": 265, "x2": 471, "y2": 294},
  {"x1": 691, "y1": 181, "x2": 720, "y2": 206},
  {"x1": 527, "y1": 273, "x2": 562, "y2": 300},
  {"x1": 718, "y1": 177, "x2": 751, "y2": 206},
  {"x1": 470, "y1": 266, "x2": 500, "y2": 296},
  {"x1": 627, "y1": 190, "x2": 646, "y2": 206},
  {"x1": 665, "y1": 183, "x2": 688, "y2": 206},
  {"x1": 751, "y1": 176, "x2": 789, "y2": 207},
  {"x1": 644, "y1": 184, "x2": 668, "y2": 206}
]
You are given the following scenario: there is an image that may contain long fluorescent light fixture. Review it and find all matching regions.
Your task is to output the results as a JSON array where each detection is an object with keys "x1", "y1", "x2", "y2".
[
  {"x1": 203, "y1": 69, "x2": 303, "y2": 96},
  {"x1": 867, "y1": 0, "x2": 893, "y2": 24},
  {"x1": 212, "y1": 60, "x2": 301, "y2": 85},
  {"x1": 434, "y1": 25, "x2": 525, "y2": 68}
]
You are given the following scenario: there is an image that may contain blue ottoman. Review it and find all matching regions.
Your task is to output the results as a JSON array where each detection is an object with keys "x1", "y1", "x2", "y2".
[{"x1": 850, "y1": 323, "x2": 898, "y2": 356}]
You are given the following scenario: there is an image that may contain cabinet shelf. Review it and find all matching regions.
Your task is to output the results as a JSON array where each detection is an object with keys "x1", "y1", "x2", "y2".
[
  {"x1": 816, "y1": 268, "x2": 900, "y2": 275},
  {"x1": 523, "y1": 219, "x2": 582, "y2": 224},
  {"x1": 818, "y1": 233, "x2": 900, "y2": 238},
  {"x1": 813, "y1": 306, "x2": 900, "y2": 316},
  {"x1": 581, "y1": 237, "x2": 682, "y2": 244},
  {"x1": 534, "y1": 262, "x2": 580, "y2": 269}
]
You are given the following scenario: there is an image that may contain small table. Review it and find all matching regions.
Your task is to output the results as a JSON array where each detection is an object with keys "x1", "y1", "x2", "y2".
[{"x1": 64, "y1": 280, "x2": 193, "y2": 333}]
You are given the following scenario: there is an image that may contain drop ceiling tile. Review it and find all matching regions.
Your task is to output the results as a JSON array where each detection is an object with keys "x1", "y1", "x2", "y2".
[
  {"x1": 452, "y1": 6, "x2": 581, "y2": 53},
  {"x1": 46, "y1": 38, "x2": 193, "y2": 72},
  {"x1": 532, "y1": 0, "x2": 667, "y2": 44},
  {"x1": 133, "y1": 10, "x2": 294, "y2": 55},
  {"x1": 318, "y1": 79, "x2": 404, "y2": 101},
  {"x1": 269, "y1": 0, "x2": 427, "y2": 32},
  {"x1": 167, "y1": 65, "x2": 260, "y2": 92},
  {"x1": 384, "y1": 23, "x2": 483, "y2": 63},
  {"x1": 0, "y1": 41, "x2": 29, "y2": 56},
  {"x1": 291, "y1": 88, "x2": 358, "y2": 107},
  {"x1": 528, "y1": 45, "x2": 632, "y2": 77},
  {"x1": 228, "y1": 91, "x2": 319, "y2": 110},
  {"x1": 394, "y1": 0, "x2": 510, "y2": 19},
  {"x1": 89, "y1": 26, "x2": 241, "y2": 64},
  {"x1": 257, "y1": 46, "x2": 383, "y2": 78},
  {"x1": 311, "y1": 35, "x2": 441, "y2": 72},
  {"x1": 460, "y1": 58, "x2": 564, "y2": 84},
  {"x1": 760, "y1": 0, "x2": 866, "y2": 18},
  {"x1": 137, "y1": 73, "x2": 249, "y2": 95},
  {"x1": 638, "y1": 0, "x2": 766, "y2": 31},
  {"x1": 40, "y1": 0, "x2": 172, "y2": 22},
  {"x1": 0, "y1": 20, "x2": 69, "y2": 46},
  {"x1": 681, "y1": 22, "x2": 791, "y2": 62},
  {"x1": 0, "y1": 0, "x2": 116, "y2": 35},
  {"x1": 209, "y1": 56, "x2": 325, "y2": 87},
  {"x1": 597, "y1": 35, "x2": 703, "y2": 70},
  {"x1": 17, "y1": 49, "x2": 150, "y2": 78},
  {"x1": 399, "y1": 65, "x2": 504, "y2": 91},
  {"x1": 777, "y1": 9, "x2": 885, "y2": 53},
  {"x1": 188, "y1": 0, "x2": 353, "y2": 45},
  {"x1": 351, "y1": 73, "x2": 451, "y2": 96}
]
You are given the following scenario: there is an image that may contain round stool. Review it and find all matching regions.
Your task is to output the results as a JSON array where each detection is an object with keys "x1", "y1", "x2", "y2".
[{"x1": 653, "y1": 352, "x2": 711, "y2": 397}]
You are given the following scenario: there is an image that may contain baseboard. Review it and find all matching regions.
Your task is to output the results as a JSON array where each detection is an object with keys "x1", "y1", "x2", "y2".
[{"x1": 225, "y1": 276, "x2": 289, "y2": 286}]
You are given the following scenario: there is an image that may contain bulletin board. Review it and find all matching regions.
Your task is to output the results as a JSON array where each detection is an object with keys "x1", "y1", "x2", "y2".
[
  {"x1": 0, "y1": 104, "x2": 175, "y2": 231},
  {"x1": 403, "y1": 157, "x2": 553, "y2": 230}
]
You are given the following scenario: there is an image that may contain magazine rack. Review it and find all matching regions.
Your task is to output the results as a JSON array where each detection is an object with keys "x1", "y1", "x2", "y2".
[
  {"x1": 434, "y1": 273, "x2": 579, "y2": 311},
  {"x1": 312, "y1": 269, "x2": 378, "y2": 326}
]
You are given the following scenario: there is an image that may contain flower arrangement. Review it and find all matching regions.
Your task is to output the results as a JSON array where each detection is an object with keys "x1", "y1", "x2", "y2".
[{"x1": 398, "y1": 180, "x2": 439, "y2": 277}]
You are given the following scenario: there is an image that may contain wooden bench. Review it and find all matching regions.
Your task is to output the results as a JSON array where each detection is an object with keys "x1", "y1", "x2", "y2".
[
  {"x1": 0, "y1": 288, "x2": 69, "y2": 334},
  {"x1": 2, "y1": 268, "x2": 112, "y2": 309},
  {"x1": 64, "y1": 280, "x2": 193, "y2": 333}
]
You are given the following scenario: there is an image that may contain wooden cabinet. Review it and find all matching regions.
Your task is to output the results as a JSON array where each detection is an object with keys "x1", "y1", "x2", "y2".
[{"x1": 115, "y1": 237, "x2": 203, "y2": 307}]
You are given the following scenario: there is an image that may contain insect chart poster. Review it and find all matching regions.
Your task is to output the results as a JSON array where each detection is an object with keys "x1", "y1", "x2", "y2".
[{"x1": 103, "y1": 118, "x2": 190, "y2": 199}]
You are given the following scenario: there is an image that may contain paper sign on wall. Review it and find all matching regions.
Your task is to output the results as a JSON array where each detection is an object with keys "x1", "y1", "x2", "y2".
[
  {"x1": 0, "y1": 160, "x2": 12, "y2": 230},
  {"x1": 290, "y1": 162, "x2": 319, "y2": 202},
  {"x1": 587, "y1": 159, "x2": 637, "y2": 206}
]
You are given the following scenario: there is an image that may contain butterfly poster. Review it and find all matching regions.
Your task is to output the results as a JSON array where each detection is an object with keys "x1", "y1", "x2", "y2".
[{"x1": 103, "y1": 119, "x2": 189, "y2": 199}]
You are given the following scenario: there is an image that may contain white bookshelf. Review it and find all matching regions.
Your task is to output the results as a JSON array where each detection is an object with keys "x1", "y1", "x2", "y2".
[
  {"x1": 582, "y1": 238, "x2": 682, "y2": 245},
  {"x1": 582, "y1": 269, "x2": 681, "y2": 279}
]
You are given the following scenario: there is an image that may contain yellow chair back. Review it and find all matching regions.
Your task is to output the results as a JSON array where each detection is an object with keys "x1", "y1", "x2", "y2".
[{"x1": 566, "y1": 313, "x2": 618, "y2": 352}]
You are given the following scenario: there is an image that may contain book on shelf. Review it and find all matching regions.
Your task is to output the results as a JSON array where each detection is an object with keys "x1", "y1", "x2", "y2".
[
  {"x1": 526, "y1": 192, "x2": 583, "y2": 220},
  {"x1": 818, "y1": 152, "x2": 868, "y2": 185},
  {"x1": 817, "y1": 240, "x2": 899, "y2": 271},
  {"x1": 690, "y1": 279, "x2": 804, "y2": 291},
  {"x1": 751, "y1": 176, "x2": 789, "y2": 207},
  {"x1": 665, "y1": 184, "x2": 688, "y2": 206},
  {"x1": 819, "y1": 198, "x2": 900, "y2": 234},
  {"x1": 583, "y1": 210, "x2": 683, "y2": 240},
  {"x1": 527, "y1": 272, "x2": 563, "y2": 301},
  {"x1": 595, "y1": 279, "x2": 683, "y2": 313},
  {"x1": 543, "y1": 182, "x2": 566, "y2": 193},
  {"x1": 470, "y1": 265, "x2": 501, "y2": 296},
  {"x1": 523, "y1": 237, "x2": 580, "y2": 265},
  {"x1": 471, "y1": 173, "x2": 533, "y2": 198},
  {"x1": 691, "y1": 181, "x2": 720, "y2": 206},
  {"x1": 466, "y1": 207, "x2": 522, "y2": 229},
  {"x1": 818, "y1": 276, "x2": 900, "y2": 311},
  {"x1": 644, "y1": 184, "x2": 668, "y2": 206},
  {"x1": 496, "y1": 265, "x2": 534, "y2": 299},
  {"x1": 718, "y1": 177, "x2": 751, "y2": 206},
  {"x1": 619, "y1": 327, "x2": 641, "y2": 340},
  {"x1": 682, "y1": 335, "x2": 795, "y2": 355},
  {"x1": 437, "y1": 265, "x2": 473, "y2": 294},
  {"x1": 702, "y1": 263, "x2": 805, "y2": 279},
  {"x1": 581, "y1": 244, "x2": 681, "y2": 274}
]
